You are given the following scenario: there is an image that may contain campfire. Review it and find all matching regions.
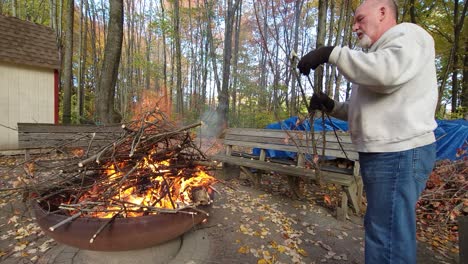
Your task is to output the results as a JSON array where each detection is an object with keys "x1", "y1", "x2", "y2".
[{"x1": 23, "y1": 109, "x2": 218, "y2": 251}]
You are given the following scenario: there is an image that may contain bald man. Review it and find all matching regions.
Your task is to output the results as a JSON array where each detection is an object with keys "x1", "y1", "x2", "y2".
[{"x1": 298, "y1": 0, "x2": 438, "y2": 263}]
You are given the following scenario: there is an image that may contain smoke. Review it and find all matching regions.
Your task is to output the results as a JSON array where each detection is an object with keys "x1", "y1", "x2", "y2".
[{"x1": 199, "y1": 109, "x2": 225, "y2": 138}]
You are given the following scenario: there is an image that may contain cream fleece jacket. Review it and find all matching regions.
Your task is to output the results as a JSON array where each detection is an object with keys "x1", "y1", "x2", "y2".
[{"x1": 328, "y1": 23, "x2": 438, "y2": 152}]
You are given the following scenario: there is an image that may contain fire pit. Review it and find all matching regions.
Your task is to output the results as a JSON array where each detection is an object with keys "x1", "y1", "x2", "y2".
[
  {"x1": 33, "y1": 200, "x2": 210, "y2": 251},
  {"x1": 25, "y1": 109, "x2": 217, "y2": 251}
]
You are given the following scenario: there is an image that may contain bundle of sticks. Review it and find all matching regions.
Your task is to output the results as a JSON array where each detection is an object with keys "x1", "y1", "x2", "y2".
[{"x1": 8, "y1": 109, "x2": 217, "y2": 218}]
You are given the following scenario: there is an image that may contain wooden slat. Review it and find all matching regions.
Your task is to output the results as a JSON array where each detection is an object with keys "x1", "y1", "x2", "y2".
[
  {"x1": 17, "y1": 123, "x2": 123, "y2": 149},
  {"x1": 18, "y1": 133, "x2": 117, "y2": 141},
  {"x1": 17, "y1": 123, "x2": 122, "y2": 133},
  {"x1": 225, "y1": 134, "x2": 355, "y2": 152},
  {"x1": 225, "y1": 128, "x2": 352, "y2": 143},
  {"x1": 223, "y1": 139, "x2": 358, "y2": 160},
  {"x1": 222, "y1": 128, "x2": 357, "y2": 160},
  {"x1": 211, "y1": 154, "x2": 355, "y2": 186}
]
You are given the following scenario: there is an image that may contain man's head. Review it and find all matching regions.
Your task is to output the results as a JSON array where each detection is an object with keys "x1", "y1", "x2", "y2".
[{"x1": 353, "y1": 0, "x2": 398, "y2": 48}]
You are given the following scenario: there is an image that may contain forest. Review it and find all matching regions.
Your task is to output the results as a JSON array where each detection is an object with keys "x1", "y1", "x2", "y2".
[{"x1": 0, "y1": 0, "x2": 467, "y2": 128}]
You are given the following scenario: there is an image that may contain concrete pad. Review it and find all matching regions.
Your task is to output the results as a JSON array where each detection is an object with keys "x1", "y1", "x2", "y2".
[{"x1": 36, "y1": 228, "x2": 212, "y2": 264}]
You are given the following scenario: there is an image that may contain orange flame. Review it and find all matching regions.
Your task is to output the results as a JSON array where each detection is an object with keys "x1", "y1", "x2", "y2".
[{"x1": 77, "y1": 155, "x2": 216, "y2": 218}]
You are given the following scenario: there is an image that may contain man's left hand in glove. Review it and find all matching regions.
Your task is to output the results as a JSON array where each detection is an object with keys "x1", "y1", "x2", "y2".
[{"x1": 308, "y1": 92, "x2": 335, "y2": 113}]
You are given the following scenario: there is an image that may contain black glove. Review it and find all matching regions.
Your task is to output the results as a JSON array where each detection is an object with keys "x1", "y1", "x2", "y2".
[
  {"x1": 297, "y1": 46, "x2": 335, "y2": 75},
  {"x1": 308, "y1": 92, "x2": 335, "y2": 113}
]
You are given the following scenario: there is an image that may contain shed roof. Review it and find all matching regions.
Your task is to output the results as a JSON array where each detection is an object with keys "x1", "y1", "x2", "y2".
[{"x1": 0, "y1": 15, "x2": 60, "y2": 70}]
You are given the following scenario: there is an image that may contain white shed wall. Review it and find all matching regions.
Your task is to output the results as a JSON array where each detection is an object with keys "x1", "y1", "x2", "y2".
[{"x1": 0, "y1": 62, "x2": 55, "y2": 149}]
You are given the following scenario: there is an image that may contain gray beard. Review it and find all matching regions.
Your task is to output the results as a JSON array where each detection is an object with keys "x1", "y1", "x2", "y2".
[{"x1": 358, "y1": 34, "x2": 372, "y2": 49}]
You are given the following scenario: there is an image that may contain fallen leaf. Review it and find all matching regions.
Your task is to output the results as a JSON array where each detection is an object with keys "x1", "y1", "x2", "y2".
[
  {"x1": 238, "y1": 245, "x2": 250, "y2": 254},
  {"x1": 257, "y1": 259, "x2": 271, "y2": 264},
  {"x1": 297, "y1": 248, "x2": 308, "y2": 256}
]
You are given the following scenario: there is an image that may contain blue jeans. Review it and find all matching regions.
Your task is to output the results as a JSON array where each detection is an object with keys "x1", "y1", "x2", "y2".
[{"x1": 359, "y1": 143, "x2": 436, "y2": 264}]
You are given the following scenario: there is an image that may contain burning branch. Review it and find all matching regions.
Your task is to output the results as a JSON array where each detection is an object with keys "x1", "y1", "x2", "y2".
[{"x1": 6, "y1": 108, "x2": 217, "y2": 221}]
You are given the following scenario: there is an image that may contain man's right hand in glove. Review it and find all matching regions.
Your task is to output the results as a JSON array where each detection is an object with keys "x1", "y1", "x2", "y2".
[
  {"x1": 297, "y1": 46, "x2": 335, "y2": 75},
  {"x1": 309, "y1": 92, "x2": 335, "y2": 113}
]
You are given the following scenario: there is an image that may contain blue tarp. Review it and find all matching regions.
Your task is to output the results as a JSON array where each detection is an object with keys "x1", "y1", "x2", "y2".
[
  {"x1": 434, "y1": 119, "x2": 468, "y2": 160},
  {"x1": 256, "y1": 116, "x2": 468, "y2": 161}
]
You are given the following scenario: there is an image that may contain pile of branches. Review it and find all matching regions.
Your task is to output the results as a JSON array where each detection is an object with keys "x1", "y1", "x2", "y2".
[
  {"x1": 2, "y1": 109, "x2": 217, "y2": 218},
  {"x1": 416, "y1": 159, "x2": 467, "y2": 258}
]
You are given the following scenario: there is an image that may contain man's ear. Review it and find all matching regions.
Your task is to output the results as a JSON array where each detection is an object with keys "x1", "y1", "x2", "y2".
[{"x1": 379, "y1": 6, "x2": 386, "y2": 21}]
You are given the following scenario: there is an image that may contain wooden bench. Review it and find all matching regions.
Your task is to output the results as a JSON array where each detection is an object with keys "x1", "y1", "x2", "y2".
[
  {"x1": 211, "y1": 128, "x2": 363, "y2": 220},
  {"x1": 17, "y1": 123, "x2": 123, "y2": 158}
]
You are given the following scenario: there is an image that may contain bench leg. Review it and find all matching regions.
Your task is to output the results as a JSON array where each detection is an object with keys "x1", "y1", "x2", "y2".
[
  {"x1": 240, "y1": 166, "x2": 261, "y2": 188},
  {"x1": 24, "y1": 149, "x2": 30, "y2": 161},
  {"x1": 286, "y1": 175, "x2": 304, "y2": 200},
  {"x1": 220, "y1": 163, "x2": 240, "y2": 180},
  {"x1": 336, "y1": 190, "x2": 348, "y2": 221},
  {"x1": 357, "y1": 177, "x2": 364, "y2": 211},
  {"x1": 345, "y1": 183, "x2": 360, "y2": 214}
]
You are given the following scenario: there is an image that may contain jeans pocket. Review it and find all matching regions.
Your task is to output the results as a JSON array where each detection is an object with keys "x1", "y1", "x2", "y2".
[
  {"x1": 359, "y1": 152, "x2": 400, "y2": 184},
  {"x1": 412, "y1": 143, "x2": 436, "y2": 184}
]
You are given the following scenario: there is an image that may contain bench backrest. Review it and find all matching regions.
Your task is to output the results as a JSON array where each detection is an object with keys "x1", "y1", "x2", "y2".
[
  {"x1": 17, "y1": 123, "x2": 123, "y2": 149},
  {"x1": 223, "y1": 128, "x2": 358, "y2": 161}
]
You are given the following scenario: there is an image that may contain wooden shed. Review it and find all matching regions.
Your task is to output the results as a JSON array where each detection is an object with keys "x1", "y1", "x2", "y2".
[{"x1": 0, "y1": 15, "x2": 60, "y2": 150}]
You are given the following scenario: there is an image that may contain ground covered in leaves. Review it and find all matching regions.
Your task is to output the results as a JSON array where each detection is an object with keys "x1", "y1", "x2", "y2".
[{"x1": 0, "y1": 153, "x2": 462, "y2": 264}]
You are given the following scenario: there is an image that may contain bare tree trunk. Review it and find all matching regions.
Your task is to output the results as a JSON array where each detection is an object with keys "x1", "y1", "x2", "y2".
[
  {"x1": 450, "y1": 0, "x2": 467, "y2": 116},
  {"x1": 230, "y1": 1, "x2": 242, "y2": 126},
  {"x1": 409, "y1": 0, "x2": 416, "y2": 23},
  {"x1": 314, "y1": 0, "x2": 327, "y2": 92},
  {"x1": 201, "y1": 24, "x2": 209, "y2": 106},
  {"x1": 96, "y1": 0, "x2": 123, "y2": 124},
  {"x1": 461, "y1": 39, "x2": 468, "y2": 114},
  {"x1": 77, "y1": 0, "x2": 88, "y2": 122},
  {"x1": 255, "y1": 1, "x2": 268, "y2": 109},
  {"x1": 218, "y1": 0, "x2": 241, "y2": 129},
  {"x1": 204, "y1": 0, "x2": 221, "y2": 95},
  {"x1": 86, "y1": 0, "x2": 99, "y2": 88},
  {"x1": 145, "y1": 1, "x2": 153, "y2": 90},
  {"x1": 62, "y1": 0, "x2": 74, "y2": 124},
  {"x1": 338, "y1": 0, "x2": 353, "y2": 101},
  {"x1": 125, "y1": 0, "x2": 135, "y2": 102},
  {"x1": 290, "y1": 0, "x2": 304, "y2": 115},
  {"x1": 11, "y1": 0, "x2": 16, "y2": 17},
  {"x1": 49, "y1": 0, "x2": 56, "y2": 29},
  {"x1": 58, "y1": 0, "x2": 63, "y2": 39},
  {"x1": 174, "y1": 0, "x2": 183, "y2": 114},
  {"x1": 159, "y1": 0, "x2": 168, "y2": 97},
  {"x1": 325, "y1": 0, "x2": 335, "y2": 96},
  {"x1": 332, "y1": 0, "x2": 349, "y2": 101}
]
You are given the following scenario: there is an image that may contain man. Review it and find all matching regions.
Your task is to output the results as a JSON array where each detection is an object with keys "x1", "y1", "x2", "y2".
[{"x1": 297, "y1": 0, "x2": 438, "y2": 263}]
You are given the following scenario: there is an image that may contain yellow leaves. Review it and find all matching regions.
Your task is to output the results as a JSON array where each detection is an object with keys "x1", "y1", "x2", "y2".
[
  {"x1": 239, "y1": 224, "x2": 255, "y2": 236},
  {"x1": 14, "y1": 241, "x2": 28, "y2": 252},
  {"x1": 297, "y1": 248, "x2": 308, "y2": 257},
  {"x1": 0, "y1": 251, "x2": 6, "y2": 257},
  {"x1": 277, "y1": 245, "x2": 287, "y2": 253},
  {"x1": 269, "y1": 240, "x2": 278, "y2": 248},
  {"x1": 238, "y1": 245, "x2": 250, "y2": 254}
]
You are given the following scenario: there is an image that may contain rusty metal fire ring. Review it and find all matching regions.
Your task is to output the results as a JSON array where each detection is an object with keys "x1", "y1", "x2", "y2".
[{"x1": 32, "y1": 201, "x2": 210, "y2": 251}]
